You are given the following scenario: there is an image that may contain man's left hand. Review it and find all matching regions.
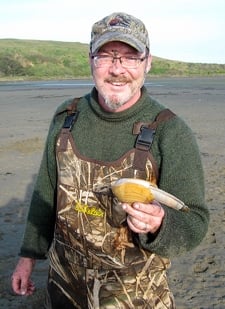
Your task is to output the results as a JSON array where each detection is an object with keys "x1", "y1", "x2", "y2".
[{"x1": 122, "y1": 201, "x2": 164, "y2": 234}]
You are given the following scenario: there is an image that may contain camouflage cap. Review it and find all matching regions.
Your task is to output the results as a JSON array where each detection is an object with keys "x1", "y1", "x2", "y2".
[{"x1": 90, "y1": 12, "x2": 150, "y2": 54}]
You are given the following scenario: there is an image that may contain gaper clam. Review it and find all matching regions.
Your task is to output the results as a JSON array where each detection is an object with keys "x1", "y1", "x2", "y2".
[{"x1": 111, "y1": 178, "x2": 189, "y2": 212}]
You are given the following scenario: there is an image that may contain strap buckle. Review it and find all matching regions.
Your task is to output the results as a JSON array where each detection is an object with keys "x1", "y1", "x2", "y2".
[
  {"x1": 135, "y1": 126, "x2": 155, "y2": 149},
  {"x1": 63, "y1": 111, "x2": 79, "y2": 131}
]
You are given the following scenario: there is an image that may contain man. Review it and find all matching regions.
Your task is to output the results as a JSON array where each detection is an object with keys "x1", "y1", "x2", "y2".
[{"x1": 11, "y1": 12, "x2": 209, "y2": 308}]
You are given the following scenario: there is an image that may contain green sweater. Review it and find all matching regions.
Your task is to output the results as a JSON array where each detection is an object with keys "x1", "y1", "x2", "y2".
[{"x1": 20, "y1": 86, "x2": 209, "y2": 259}]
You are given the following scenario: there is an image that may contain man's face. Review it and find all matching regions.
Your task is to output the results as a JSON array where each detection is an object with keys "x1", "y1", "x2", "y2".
[{"x1": 90, "y1": 41, "x2": 152, "y2": 112}]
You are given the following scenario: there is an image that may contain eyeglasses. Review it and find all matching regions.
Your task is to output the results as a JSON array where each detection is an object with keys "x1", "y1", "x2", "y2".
[{"x1": 91, "y1": 54, "x2": 147, "y2": 69}]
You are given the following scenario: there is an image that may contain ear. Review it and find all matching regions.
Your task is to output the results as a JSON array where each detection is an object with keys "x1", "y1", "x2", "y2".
[{"x1": 145, "y1": 54, "x2": 152, "y2": 73}]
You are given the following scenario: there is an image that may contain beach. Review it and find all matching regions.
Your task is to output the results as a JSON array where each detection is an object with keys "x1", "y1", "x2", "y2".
[{"x1": 0, "y1": 77, "x2": 225, "y2": 309}]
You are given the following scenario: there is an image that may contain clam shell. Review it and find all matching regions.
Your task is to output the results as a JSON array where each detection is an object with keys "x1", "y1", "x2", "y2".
[
  {"x1": 111, "y1": 178, "x2": 189, "y2": 212},
  {"x1": 111, "y1": 178, "x2": 154, "y2": 203}
]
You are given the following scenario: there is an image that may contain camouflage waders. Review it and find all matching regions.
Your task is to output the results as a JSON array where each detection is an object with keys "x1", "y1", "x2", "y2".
[{"x1": 45, "y1": 106, "x2": 175, "y2": 308}]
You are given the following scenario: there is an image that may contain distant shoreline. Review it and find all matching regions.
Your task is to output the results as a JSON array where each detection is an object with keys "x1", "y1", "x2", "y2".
[{"x1": 1, "y1": 75, "x2": 225, "y2": 86}]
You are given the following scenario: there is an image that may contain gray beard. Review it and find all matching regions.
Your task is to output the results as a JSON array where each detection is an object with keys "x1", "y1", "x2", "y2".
[{"x1": 103, "y1": 98, "x2": 125, "y2": 110}]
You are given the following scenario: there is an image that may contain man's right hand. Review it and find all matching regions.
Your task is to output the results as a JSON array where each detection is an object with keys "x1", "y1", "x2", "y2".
[{"x1": 11, "y1": 257, "x2": 36, "y2": 296}]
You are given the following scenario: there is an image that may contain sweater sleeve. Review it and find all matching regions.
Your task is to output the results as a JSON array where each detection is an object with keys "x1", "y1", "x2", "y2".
[{"x1": 139, "y1": 116, "x2": 209, "y2": 258}]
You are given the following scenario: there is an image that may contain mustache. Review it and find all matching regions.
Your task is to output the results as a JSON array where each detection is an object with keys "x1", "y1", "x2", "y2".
[{"x1": 104, "y1": 77, "x2": 131, "y2": 83}]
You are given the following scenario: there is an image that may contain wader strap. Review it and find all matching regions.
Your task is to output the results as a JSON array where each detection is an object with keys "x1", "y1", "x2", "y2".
[
  {"x1": 65, "y1": 97, "x2": 81, "y2": 115},
  {"x1": 59, "y1": 97, "x2": 81, "y2": 151},
  {"x1": 133, "y1": 109, "x2": 176, "y2": 181}
]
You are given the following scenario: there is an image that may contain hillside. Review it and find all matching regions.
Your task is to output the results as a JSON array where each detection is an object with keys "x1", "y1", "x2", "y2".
[{"x1": 0, "y1": 39, "x2": 224, "y2": 80}]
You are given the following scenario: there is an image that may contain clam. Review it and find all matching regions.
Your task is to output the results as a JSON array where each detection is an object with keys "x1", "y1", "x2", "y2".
[{"x1": 111, "y1": 178, "x2": 189, "y2": 212}]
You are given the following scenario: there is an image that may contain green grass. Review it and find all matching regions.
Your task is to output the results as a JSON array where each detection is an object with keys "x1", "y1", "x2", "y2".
[{"x1": 0, "y1": 39, "x2": 224, "y2": 80}]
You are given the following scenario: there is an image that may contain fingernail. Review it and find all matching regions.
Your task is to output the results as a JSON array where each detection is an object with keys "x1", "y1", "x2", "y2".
[
  {"x1": 21, "y1": 290, "x2": 26, "y2": 295},
  {"x1": 122, "y1": 204, "x2": 127, "y2": 210}
]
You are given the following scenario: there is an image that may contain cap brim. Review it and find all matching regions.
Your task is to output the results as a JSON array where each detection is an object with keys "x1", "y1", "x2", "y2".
[{"x1": 91, "y1": 31, "x2": 146, "y2": 54}]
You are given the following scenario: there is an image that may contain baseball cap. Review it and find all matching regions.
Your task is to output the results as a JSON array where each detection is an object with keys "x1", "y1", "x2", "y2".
[{"x1": 90, "y1": 12, "x2": 150, "y2": 54}]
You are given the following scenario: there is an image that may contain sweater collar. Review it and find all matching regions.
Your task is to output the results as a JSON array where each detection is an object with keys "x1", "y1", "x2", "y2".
[{"x1": 89, "y1": 86, "x2": 149, "y2": 122}]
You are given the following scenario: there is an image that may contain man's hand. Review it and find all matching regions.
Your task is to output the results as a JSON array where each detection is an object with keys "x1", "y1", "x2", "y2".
[
  {"x1": 11, "y1": 257, "x2": 36, "y2": 296},
  {"x1": 122, "y1": 200, "x2": 164, "y2": 234}
]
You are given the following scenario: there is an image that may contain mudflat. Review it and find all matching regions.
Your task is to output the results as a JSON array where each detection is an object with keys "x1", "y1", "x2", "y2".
[{"x1": 0, "y1": 77, "x2": 225, "y2": 308}]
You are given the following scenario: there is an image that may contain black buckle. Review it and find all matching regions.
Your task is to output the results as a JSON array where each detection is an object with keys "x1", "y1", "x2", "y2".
[
  {"x1": 63, "y1": 111, "x2": 79, "y2": 131},
  {"x1": 135, "y1": 126, "x2": 155, "y2": 149}
]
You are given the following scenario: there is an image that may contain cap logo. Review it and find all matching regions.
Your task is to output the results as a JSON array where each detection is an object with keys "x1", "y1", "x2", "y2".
[{"x1": 109, "y1": 17, "x2": 129, "y2": 28}]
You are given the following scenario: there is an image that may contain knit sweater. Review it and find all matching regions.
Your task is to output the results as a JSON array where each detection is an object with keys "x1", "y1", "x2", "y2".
[{"x1": 20, "y1": 86, "x2": 209, "y2": 259}]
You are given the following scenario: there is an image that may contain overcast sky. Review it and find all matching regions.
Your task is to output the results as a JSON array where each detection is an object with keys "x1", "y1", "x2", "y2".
[{"x1": 1, "y1": 0, "x2": 225, "y2": 64}]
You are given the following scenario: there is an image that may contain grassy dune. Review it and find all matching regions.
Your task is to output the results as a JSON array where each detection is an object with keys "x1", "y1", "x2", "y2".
[{"x1": 0, "y1": 39, "x2": 224, "y2": 80}]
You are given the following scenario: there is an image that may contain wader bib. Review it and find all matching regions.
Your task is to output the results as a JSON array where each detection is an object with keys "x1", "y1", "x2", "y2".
[{"x1": 45, "y1": 101, "x2": 176, "y2": 309}]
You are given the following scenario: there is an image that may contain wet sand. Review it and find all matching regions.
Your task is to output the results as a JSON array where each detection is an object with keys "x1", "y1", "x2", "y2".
[{"x1": 0, "y1": 77, "x2": 225, "y2": 308}]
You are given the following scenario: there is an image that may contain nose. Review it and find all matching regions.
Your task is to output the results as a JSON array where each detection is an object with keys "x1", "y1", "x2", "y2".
[{"x1": 109, "y1": 57, "x2": 126, "y2": 73}]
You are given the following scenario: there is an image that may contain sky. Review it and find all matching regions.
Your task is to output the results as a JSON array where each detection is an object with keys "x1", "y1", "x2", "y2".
[{"x1": 0, "y1": 0, "x2": 225, "y2": 64}]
